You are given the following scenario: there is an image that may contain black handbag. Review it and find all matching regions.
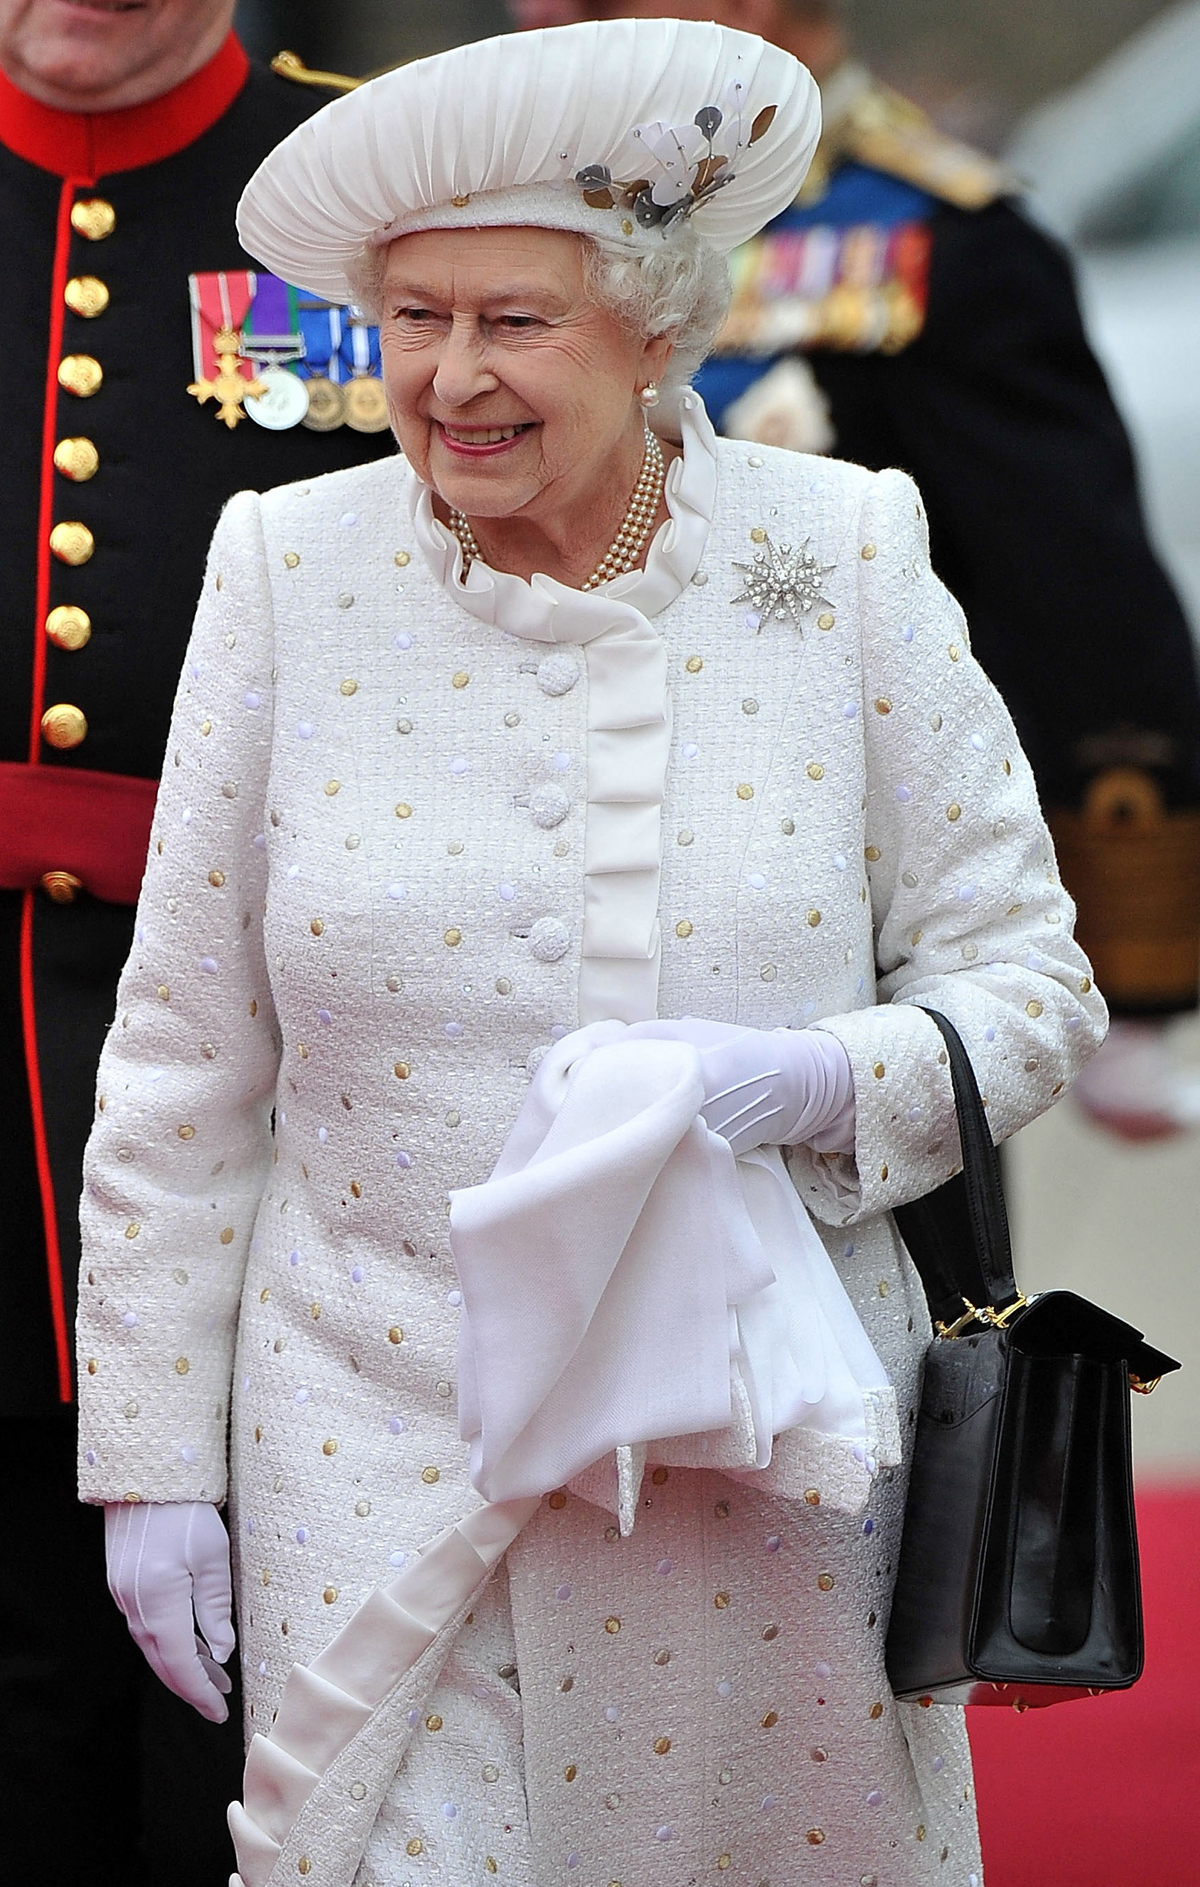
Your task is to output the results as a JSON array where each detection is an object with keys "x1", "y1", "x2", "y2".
[{"x1": 886, "y1": 1009, "x2": 1180, "y2": 1708}]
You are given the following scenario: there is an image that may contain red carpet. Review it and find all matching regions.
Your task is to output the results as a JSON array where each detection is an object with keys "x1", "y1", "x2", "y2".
[{"x1": 967, "y1": 1484, "x2": 1200, "y2": 1886}]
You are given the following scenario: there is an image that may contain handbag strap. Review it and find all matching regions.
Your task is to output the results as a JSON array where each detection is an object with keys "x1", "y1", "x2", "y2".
[{"x1": 891, "y1": 1008, "x2": 1021, "y2": 1328}]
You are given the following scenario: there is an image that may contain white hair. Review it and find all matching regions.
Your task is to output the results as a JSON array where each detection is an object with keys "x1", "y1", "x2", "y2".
[
  {"x1": 579, "y1": 227, "x2": 731, "y2": 389},
  {"x1": 347, "y1": 224, "x2": 731, "y2": 389}
]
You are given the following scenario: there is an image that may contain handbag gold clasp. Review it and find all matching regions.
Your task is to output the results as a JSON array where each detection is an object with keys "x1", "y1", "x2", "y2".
[
  {"x1": 936, "y1": 1293, "x2": 1028, "y2": 1340},
  {"x1": 982, "y1": 1293, "x2": 1029, "y2": 1329},
  {"x1": 936, "y1": 1299, "x2": 987, "y2": 1340}
]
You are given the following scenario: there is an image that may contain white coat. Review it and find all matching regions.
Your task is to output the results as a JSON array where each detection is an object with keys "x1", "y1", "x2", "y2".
[{"x1": 77, "y1": 393, "x2": 1105, "y2": 1887}]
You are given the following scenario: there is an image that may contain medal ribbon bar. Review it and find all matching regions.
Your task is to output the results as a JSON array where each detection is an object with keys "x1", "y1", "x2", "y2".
[{"x1": 188, "y1": 271, "x2": 258, "y2": 383}]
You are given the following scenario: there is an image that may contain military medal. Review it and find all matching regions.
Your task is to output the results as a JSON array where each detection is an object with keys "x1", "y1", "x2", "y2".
[
  {"x1": 340, "y1": 315, "x2": 390, "y2": 434},
  {"x1": 302, "y1": 375, "x2": 347, "y2": 431},
  {"x1": 187, "y1": 273, "x2": 265, "y2": 427},
  {"x1": 242, "y1": 274, "x2": 310, "y2": 430},
  {"x1": 343, "y1": 376, "x2": 389, "y2": 432},
  {"x1": 297, "y1": 302, "x2": 347, "y2": 431},
  {"x1": 245, "y1": 365, "x2": 310, "y2": 429}
]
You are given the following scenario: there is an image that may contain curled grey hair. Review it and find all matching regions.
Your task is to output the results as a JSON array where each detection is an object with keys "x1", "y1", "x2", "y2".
[
  {"x1": 580, "y1": 227, "x2": 731, "y2": 390},
  {"x1": 347, "y1": 224, "x2": 731, "y2": 390}
]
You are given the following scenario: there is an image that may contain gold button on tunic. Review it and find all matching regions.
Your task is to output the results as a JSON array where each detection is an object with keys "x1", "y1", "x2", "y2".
[
  {"x1": 53, "y1": 437, "x2": 99, "y2": 482},
  {"x1": 45, "y1": 604, "x2": 91, "y2": 651},
  {"x1": 64, "y1": 275, "x2": 110, "y2": 319},
  {"x1": 41, "y1": 703, "x2": 88, "y2": 749},
  {"x1": 70, "y1": 198, "x2": 116, "y2": 241},
  {"x1": 57, "y1": 354, "x2": 103, "y2": 398},
  {"x1": 49, "y1": 520, "x2": 94, "y2": 566},
  {"x1": 40, "y1": 870, "x2": 83, "y2": 904}
]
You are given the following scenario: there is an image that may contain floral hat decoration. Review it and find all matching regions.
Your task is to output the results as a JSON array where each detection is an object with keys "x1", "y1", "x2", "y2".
[{"x1": 237, "y1": 18, "x2": 821, "y2": 303}]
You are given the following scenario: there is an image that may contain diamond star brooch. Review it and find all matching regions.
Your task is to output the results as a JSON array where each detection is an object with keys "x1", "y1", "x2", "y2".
[{"x1": 731, "y1": 532, "x2": 834, "y2": 628}]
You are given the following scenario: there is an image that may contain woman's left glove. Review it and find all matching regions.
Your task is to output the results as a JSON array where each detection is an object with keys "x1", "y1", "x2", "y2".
[
  {"x1": 104, "y1": 1500, "x2": 235, "y2": 1722},
  {"x1": 626, "y1": 1017, "x2": 855, "y2": 1158}
]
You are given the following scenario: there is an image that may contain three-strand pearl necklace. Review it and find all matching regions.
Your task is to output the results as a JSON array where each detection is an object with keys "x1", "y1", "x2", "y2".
[{"x1": 448, "y1": 424, "x2": 666, "y2": 592}]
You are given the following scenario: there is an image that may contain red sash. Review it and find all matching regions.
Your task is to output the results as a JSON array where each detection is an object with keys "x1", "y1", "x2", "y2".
[{"x1": 0, "y1": 761, "x2": 157, "y2": 904}]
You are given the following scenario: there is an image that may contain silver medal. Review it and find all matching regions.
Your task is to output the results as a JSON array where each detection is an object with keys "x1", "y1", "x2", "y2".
[{"x1": 244, "y1": 364, "x2": 310, "y2": 431}]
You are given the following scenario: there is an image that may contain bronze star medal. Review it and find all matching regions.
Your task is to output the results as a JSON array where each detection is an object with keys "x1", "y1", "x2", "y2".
[
  {"x1": 731, "y1": 532, "x2": 834, "y2": 628},
  {"x1": 188, "y1": 325, "x2": 266, "y2": 429}
]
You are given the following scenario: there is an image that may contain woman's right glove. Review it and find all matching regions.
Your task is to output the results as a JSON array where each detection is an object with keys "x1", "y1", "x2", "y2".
[{"x1": 104, "y1": 1499, "x2": 235, "y2": 1722}]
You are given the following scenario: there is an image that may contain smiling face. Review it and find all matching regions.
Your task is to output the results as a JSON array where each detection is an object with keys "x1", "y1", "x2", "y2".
[
  {"x1": 0, "y1": 0, "x2": 235, "y2": 110},
  {"x1": 379, "y1": 225, "x2": 673, "y2": 528}
]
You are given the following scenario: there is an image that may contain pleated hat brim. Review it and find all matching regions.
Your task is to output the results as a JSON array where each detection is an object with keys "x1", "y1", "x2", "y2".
[{"x1": 237, "y1": 18, "x2": 821, "y2": 302}]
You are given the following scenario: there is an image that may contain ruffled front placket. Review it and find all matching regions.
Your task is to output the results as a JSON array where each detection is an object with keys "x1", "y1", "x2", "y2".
[{"x1": 410, "y1": 387, "x2": 717, "y2": 1024}]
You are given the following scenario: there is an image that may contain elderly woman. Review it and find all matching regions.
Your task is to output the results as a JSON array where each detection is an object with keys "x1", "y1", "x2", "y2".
[{"x1": 77, "y1": 19, "x2": 1105, "y2": 1887}]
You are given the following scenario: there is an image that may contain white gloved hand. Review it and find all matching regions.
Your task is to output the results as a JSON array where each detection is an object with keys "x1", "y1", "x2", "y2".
[
  {"x1": 626, "y1": 1017, "x2": 856, "y2": 1158},
  {"x1": 104, "y1": 1500, "x2": 235, "y2": 1723}
]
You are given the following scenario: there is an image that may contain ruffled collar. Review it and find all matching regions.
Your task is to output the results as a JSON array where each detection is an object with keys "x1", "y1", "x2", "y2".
[{"x1": 410, "y1": 386, "x2": 717, "y2": 644}]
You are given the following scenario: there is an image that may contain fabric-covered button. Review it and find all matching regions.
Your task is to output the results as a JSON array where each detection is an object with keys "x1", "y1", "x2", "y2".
[
  {"x1": 529, "y1": 917, "x2": 570, "y2": 962},
  {"x1": 536, "y1": 651, "x2": 580, "y2": 695},
  {"x1": 529, "y1": 784, "x2": 570, "y2": 829}
]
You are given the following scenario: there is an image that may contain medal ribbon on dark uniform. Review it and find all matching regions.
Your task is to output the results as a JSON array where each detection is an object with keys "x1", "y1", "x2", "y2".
[
  {"x1": 719, "y1": 218, "x2": 932, "y2": 356},
  {"x1": 297, "y1": 300, "x2": 348, "y2": 430},
  {"x1": 339, "y1": 312, "x2": 382, "y2": 381},
  {"x1": 339, "y1": 315, "x2": 390, "y2": 433},
  {"x1": 243, "y1": 272, "x2": 306, "y2": 366},
  {"x1": 187, "y1": 271, "x2": 265, "y2": 427},
  {"x1": 298, "y1": 301, "x2": 346, "y2": 379},
  {"x1": 242, "y1": 272, "x2": 310, "y2": 430}
]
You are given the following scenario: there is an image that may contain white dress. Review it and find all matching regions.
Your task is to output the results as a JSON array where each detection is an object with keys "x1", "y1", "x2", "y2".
[{"x1": 76, "y1": 391, "x2": 1105, "y2": 1887}]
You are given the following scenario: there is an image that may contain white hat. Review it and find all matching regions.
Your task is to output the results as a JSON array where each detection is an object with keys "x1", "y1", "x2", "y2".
[{"x1": 236, "y1": 18, "x2": 821, "y2": 302}]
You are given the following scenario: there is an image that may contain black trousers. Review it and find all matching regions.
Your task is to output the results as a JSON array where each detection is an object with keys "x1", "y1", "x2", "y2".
[{"x1": 0, "y1": 1413, "x2": 245, "y2": 1885}]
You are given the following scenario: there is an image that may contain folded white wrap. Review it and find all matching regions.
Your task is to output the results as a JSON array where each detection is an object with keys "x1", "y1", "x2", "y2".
[{"x1": 450, "y1": 1022, "x2": 899, "y2": 1529}]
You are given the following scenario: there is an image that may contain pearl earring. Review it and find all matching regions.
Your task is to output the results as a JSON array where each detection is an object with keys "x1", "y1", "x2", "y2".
[{"x1": 638, "y1": 382, "x2": 660, "y2": 408}]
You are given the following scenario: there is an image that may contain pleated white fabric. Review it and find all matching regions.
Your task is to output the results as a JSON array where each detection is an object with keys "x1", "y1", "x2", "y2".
[
  {"x1": 230, "y1": 1498, "x2": 540, "y2": 1887},
  {"x1": 451, "y1": 1020, "x2": 899, "y2": 1527},
  {"x1": 236, "y1": 19, "x2": 822, "y2": 302}
]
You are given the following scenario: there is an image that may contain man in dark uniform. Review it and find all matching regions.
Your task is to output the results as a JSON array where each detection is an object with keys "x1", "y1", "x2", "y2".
[
  {"x1": 562, "y1": 0, "x2": 1200, "y2": 1136},
  {"x1": 0, "y1": 0, "x2": 391, "y2": 1875}
]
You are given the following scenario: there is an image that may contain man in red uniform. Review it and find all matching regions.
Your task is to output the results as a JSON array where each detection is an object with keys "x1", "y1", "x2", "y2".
[{"x1": 0, "y1": 1, "x2": 391, "y2": 1875}]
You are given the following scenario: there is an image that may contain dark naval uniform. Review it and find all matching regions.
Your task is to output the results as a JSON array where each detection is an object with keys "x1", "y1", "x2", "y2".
[
  {"x1": 0, "y1": 35, "x2": 393, "y2": 1880},
  {"x1": 695, "y1": 67, "x2": 1200, "y2": 1014}
]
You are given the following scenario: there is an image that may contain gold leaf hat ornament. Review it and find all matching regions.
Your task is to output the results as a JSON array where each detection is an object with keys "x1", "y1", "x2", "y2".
[{"x1": 236, "y1": 19, "x2": 821, "y2": 303}]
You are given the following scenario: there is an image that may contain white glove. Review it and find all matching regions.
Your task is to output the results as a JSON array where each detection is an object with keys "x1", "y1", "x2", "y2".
[
  {"x1": 104, "y1": 1500, "x2": 235, "y2": 1723},
  {"x1": 626, "y1": 1017, "x2": 856, "y2": 1158}
]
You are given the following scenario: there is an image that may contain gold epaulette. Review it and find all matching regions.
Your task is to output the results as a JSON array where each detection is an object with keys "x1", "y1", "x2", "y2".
[
  {"x1": 801, "y1": 70, "x2": 1017, "y2": 212},
  {"x1": 271, "y1": 50, "x2": 363, "y2": 95}
]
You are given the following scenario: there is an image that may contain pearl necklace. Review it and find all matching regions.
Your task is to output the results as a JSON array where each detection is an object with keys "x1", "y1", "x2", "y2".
[{"x1": 448, "y1": 425, "x2": 666, "y2": 592}]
